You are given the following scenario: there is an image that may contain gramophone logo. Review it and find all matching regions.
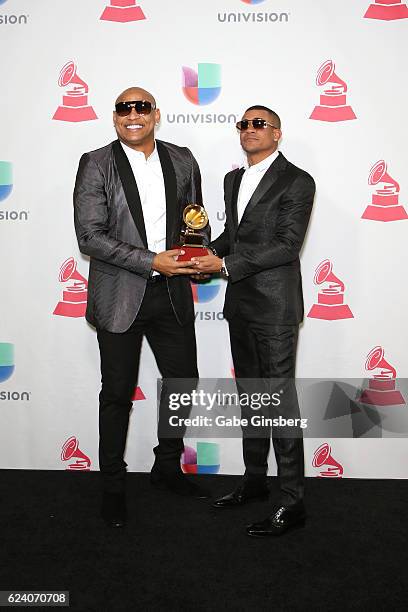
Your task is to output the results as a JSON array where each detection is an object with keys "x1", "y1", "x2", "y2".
[
  {"x1": 191, "y1": 277, "x2": 221, "y2": 303},
  {"x1": 310, "y1": 60, "x2": 356, "y2": 122},
  {"x1": 181, "y1": 442, "x2": 220, "y2": 474},
  {"x1": 53, "y1": 257, "x2": 88, "y2": 318},
  {"x1": 358, "y1": 346, "x2": 405, "y2": 406},
  {"x1": 61, "y1": 436, "x2": 91, "y2": 471},
  {"x1": 0, "y1": 161, "x2": 12, "y2": 201},
  {"x1": 364, "y1": 0, "x2": 408, "y2": 20},
  {"x1": 132, "y1": 386, "x2": 146, "y2": 401},
  {"x1": 100, "y1": 0, "x2": 146, "y2": 22},
  {"x1": 52, "y1": 61, "x2": 97, "y2": 122},
  {"x1": 182, "y1": 64, "x2": 221, "y2": 106},
  {"x1": 312, "y1": 443, "x2": 343, "y2": 478},
  {"x1": 0, "y1": 343, "x2": 14, "y2": 383},
  {"x1": 241, "y1": 0, "x2": 266, "y2": 3},
  {"x1": 307, "y1": 259, "x2": 353, "y2": 320},
  {"x1": 362, "y1": 160, "x2": 407, "y2": 222}
]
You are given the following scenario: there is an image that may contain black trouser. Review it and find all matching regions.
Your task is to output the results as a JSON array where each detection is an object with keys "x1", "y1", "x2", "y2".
[
  {"x1": 97, "y1": 280, "x2": 198, "y2": 493},
  {"x1": 228, "y1": 316, "x2": 304, "y2": 506}
]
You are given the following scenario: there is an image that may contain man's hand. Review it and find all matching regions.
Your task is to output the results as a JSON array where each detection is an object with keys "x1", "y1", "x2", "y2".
[
  {"x1": 152, "y1": 249, "x2": 197, "y2": 277},
  {"x1": 190, "y1": 253, "x2": 223, "y2": 273}
]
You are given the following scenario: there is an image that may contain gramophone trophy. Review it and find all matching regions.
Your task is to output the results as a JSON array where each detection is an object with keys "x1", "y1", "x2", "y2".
[
  {"x1": 100, "y1": 0, "x2": 146, "y2": 22},
  {"x1": 358, "y1": 346, "x2": 405, "y2": 406},
  {"x1": 52, "y1": 61, "x2": 97, "y2": 123},
  {"x1": 362, "y1": 160, "x2": 407, "y2": 222},
  {"x1": 310, "y1": 60, "x2": 356, "y2": 122},
  {"x1": 307, "y1": 259, "x2": 353, "y2": 320},
  {"x1": 176, "y1": 204, "x2": 210, "y2": 262},
  {"x1": 364, "y1": 0, "x2": 408, "y2": 20}
]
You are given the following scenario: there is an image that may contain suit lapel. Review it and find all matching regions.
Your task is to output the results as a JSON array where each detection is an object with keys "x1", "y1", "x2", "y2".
[
  {"x1": 156, "y1": 140, "x2": 178, "y2": 249},
  {"x1": 238, "y1": 152, "x2": 287, "y2": 229},
  {"x1": 230, "y1": 168, "x2": 245, "y2": 231},
  {"x1": 112, "y1": 140, "x2": 148, "y2": 248}
]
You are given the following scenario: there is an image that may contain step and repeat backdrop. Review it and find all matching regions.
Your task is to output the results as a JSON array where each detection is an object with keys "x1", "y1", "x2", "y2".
[{"x1": 1, "y1": 0, "x2": 407, "y2": 479}]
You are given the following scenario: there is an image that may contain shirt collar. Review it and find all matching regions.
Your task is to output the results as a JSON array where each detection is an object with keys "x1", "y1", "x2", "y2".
[
  {"x1": 120, "y1": 140, "x2": 159, "y2": 163},
  {"x1": 244, "y1": 149, "x2": 279, "y2": 173}
]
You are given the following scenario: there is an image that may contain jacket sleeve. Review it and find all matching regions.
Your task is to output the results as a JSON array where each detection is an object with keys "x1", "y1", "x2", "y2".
[
  {"x1": 224, "y1": 173, "x2": 315, "y2": 283},
  {"x1": 73, "y1": 153, "x2": 155, "y2": 278}
]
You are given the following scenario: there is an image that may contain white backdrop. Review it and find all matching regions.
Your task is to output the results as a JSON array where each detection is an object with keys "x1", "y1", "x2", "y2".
[{"x1": 1, "y1": 0, "x2": 407, "y2": 478}]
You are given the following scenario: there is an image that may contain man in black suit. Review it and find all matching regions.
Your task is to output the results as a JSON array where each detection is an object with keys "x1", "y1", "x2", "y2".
[
  {"x1": 74, "y1": 87, "x2": 209, "y2": 527},
  {"x1": 191, "y1": 105, "x2": 315, "y2": 537}
]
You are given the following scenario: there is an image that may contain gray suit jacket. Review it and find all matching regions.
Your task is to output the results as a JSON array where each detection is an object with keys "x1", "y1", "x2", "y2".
[{"x1": 74, "y1": 139, "x2": 203, "y2": 332}]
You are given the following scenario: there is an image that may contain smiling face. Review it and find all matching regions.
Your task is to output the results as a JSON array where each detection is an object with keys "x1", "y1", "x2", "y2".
[
  {"x1": 113, "y1": 87, "x2": 160, "y2": 155},
  {"x1": 239, "y1": 108, "x2": 281, "y2": 165}
]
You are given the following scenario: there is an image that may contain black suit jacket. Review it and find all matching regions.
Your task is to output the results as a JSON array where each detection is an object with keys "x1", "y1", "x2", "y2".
[
  {"x1": 74, "y1": 139, "x2": 204, "y2": 332},
  {"x1": 211, "y1": 152, "x2": 315, "y2": 324}
]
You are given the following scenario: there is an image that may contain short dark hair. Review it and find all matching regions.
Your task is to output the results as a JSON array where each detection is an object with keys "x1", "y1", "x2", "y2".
[{"x1": 245, "y1": 105, "x2": 281, "y2": 129}]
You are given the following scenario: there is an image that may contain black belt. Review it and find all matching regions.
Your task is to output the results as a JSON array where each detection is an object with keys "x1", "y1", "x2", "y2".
[{"x1": 147, "y1": 274, "x2": 167, "y2": 284}]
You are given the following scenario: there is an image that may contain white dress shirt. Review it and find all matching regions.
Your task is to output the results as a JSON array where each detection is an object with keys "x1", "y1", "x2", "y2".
[
  {"x1": 236, "y1": 149, "x2": 279, "y2": 225},
  {"x1": 121, "y1": 142, "x2": 166, "y2": 260}
]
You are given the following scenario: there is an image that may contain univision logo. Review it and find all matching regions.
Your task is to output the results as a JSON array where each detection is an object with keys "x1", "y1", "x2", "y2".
[
  {"x1": 0, "y1": 342, "x2": 31, "y2": 401},
  {"x1": 0, "y1": 0, "x2": 28, "y2": 25},
  {"x1": 218, "y1": 0, "x2": 289, "y2": 23},
  {"x1": 191, "y1": 278, "x2": 221, "y2": 303},
  {"x1": 0, "y1": 342, "x2": 14, "y2": 383},
  {"x1": 0, "y1": 161, "x2": 12, "y2": 201},
  {"x1": 0, "y1": 161, "x2": 29, "y2": 222},
  {"x1": 181, "y1": 442, "x2": 220, "y2": 474},
  {"x1": 182, "y1": 63, "x2": 221, "y2": 106}
]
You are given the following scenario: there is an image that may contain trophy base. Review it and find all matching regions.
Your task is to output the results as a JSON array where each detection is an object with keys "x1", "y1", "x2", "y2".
[
  {"x1": 358, "y1": 389, "x2": 405, "y2": 406},
  {"x1": 175, "y1": 246, "x2": 209, "y2": 262},
  {"x1": 362, "y1": 204, "x2": 408, "y2": 222},
  {"x1": 364, "y1": 4, "x2": 408, "y2": 20},
  {"x1": 310, "y1": 105, "x2": 356, "y2": 122},
  {"x1": 100, "y1": 6, "x2": 146, "y2": 22},
  {"x1": 53, "y1": 301, "x2": 87, "y2": 318},
  {"x1": 52, "y1": 106, "x2": 98, "y2": 122},
  {"x1": 307, "y1": 303, "x2": 354, "y2": 320}
]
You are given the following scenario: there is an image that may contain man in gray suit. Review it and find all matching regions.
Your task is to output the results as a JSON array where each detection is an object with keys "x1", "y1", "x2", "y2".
[{"x1": 74, "y1": 87, "x2": 209, "y2": 527}]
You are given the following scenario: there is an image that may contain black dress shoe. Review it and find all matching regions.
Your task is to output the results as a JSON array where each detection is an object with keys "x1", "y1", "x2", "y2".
[
  {"x1": 246, "y1": 502, "x2": 306, "y2": 537},
  {"x1": 212, "y1": 479, "x2": 269, "y2": 508},
  {"x1": 101, "y1": 492, "x2": 127, "y2": 528},
  {"x1": 150, "y1": 470, "x2": 211, "y2": 499}
]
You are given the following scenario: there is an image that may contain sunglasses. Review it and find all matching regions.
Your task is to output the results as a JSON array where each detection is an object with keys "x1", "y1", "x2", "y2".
[
  {"x1": 115, "y1": 100, "x2": 156, "y2": 117},
  {"x1": 236, "y1": 118, "x2": 278, "y2": 131}
]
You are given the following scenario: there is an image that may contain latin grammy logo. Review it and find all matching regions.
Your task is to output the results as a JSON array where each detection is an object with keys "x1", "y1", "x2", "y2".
[
  {"x1": 307, "y1": 259, "x2": 353, "y2": 320},
  {"x1": 364, "y1": 0, "x2": 408, "y2": 20},
  {"x1": 52, "y1": 61, "x2": 97, "y2": 123},
  {"x1": 312, "y1": 443, "x2": 343, "y2": 478},
  {"x1": 100, "y1": 0, "x2": 146, "y2": 22},
  {"x1": 358, "y1": 346, "x2": 405, "y2": 406},
  {"x1": 362, "y1": 160, "x2": 407, "y2": 222},
  {"x1": 310, "y1": 60, "x2": 356, "y2": 122},
  {"x1": 132, "y1": 386, "x2": 146, "y2": 401},
  {"x1": 61, "y1": 436, "x2": 91, "y2": 471},
  {"x1": 53, "y1": 257, "x2": 88, "y2": 318}
]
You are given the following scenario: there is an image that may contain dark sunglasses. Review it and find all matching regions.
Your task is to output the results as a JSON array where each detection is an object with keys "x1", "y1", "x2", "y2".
[
  {"x1": 115, "y1": 100, "x2": 156, "y2": 117},
  {"x1": 236, "y1": 118, "x2": 278, "y2": 131}
]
